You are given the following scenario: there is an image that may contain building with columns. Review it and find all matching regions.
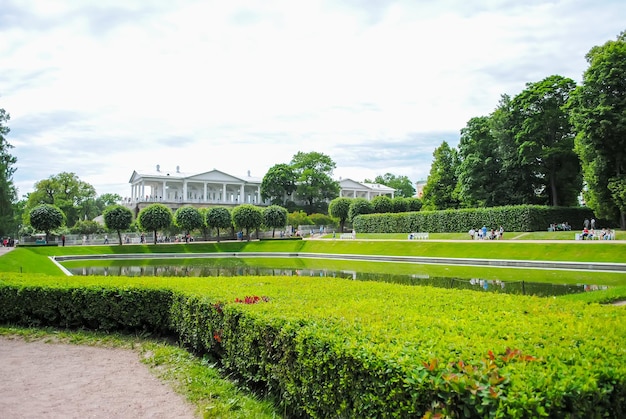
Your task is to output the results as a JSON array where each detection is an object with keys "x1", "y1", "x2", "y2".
[{"x1": 127, "y1": 166, "x2": 395, "y2": 212}]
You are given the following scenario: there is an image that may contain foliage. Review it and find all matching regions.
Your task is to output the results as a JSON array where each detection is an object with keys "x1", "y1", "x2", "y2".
[
  {"x1": 137, "y1": 204, "x2": 173, "y2": 244},
  {"x1": 205, "y1": 207, "x2": 232, "y2": 242},
  {"x1": 28, "y1": 204, "x2": 64, "y2": 241},
  {"x1": 308, "y1": 213, "x2": 335, "y2": 228},
  {"x1": 371, "y1": 195, "x2": 393, "y2": 214},
  {"x1": 568, "y1": 31, "x2": 626, "y2": 228},
  {"x1": 260, "y1": 163, "x2": 297, "y2": 205},
  {"x1": 366, "y1": 173, "x2": 416, "y2": 197},
  {"x1": 406, "y1": 197, "x2": 423, "y2": 211},
  {"x1": 25, "y1": 172, "x2": 97, "y2": 227},
  {"x1": 287, "y1": 210, "x2": 312, "y2": 229},
  {"x1": 0, "y1": 108, "x2": 17, "y2": 237},
  {"x1": 290, "y1": 151, "x2": 340, "y2": 214},
  {"x1": 174, "y1": 206, "x2": 204, "y2": 237},
  {"x1": 231, "y1": 204, "x2": 263, "y2": 240},
  {"x1": 348, "y1": 198, "x2": 373, "y2": 222},
  {"x1": 328, "y1": 197, "x2": 352, "y2": 232},
  {"x1": 103, "y1": 205, "x2": 134, "y2": 245},
  {"x1": 421, "y1": 141, "x2": 460, "y2": 210},
  {"x1": 70, "y1": 220, "x2": 105, "y2": 235},
  {"x1": 1, "y1": 273, "x2": 624, "y2": 417},
  {"x1": 391, "y1": 196, "x2": 409, "y2": 213},
  {"x1": 262, "y1": 205, "x2": 288, "y2": 237}
]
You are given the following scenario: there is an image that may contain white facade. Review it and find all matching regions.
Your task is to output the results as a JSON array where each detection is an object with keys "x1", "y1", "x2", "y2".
[{"x1": 127, "y1": 167, "x2": 395, "y2": 207}]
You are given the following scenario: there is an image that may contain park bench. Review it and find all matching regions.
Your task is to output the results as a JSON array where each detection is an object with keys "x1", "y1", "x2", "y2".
[{"x1": 408, "y1": 232, "x2": 429, "y2": 240}]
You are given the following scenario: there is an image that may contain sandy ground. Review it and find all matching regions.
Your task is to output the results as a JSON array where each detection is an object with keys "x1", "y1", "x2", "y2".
[{"x1": 0, "y1": 337, "x2": 197, "y2": 419}]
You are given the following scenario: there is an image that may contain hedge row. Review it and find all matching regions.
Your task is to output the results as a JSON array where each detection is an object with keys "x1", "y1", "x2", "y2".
[
  {"x1": 1, "y1": 276, "x2": 624, "y2": 417},
  {"x1": 353, "y1": 205, "x2": 601, "y2": 233}
]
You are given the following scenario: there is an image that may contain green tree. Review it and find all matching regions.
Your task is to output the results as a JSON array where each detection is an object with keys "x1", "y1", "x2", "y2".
[
  {"x1": 421, "y1": 141, "x2": 460, "y2": 210},
  {"x1": 291, "y1": 151, "x2": 340, "y2": 214},
  {"x1": 511, "y1": 75, "x2": 581, "y2": 206},
  {"x1": 371, "y1": 195, "x2": 393, "y2": 214},
  {"x1": 406, "y1": 197, "x2": 423, "y2": 212},
  {"x1": 0, "y1": 108, "x2": 17, "y2": 237},
  {"x1": 96, "y1": 193, "x2": 122, "y2": 214},
  {"x1": 569, "y1": 31, "x2": 626, "y2": 228},
  {"x1": 137, "y1": 204, "x2": 173, "y2": 244},
  {"x1": 231, "y1": 204, "x2": 263, "y2": 241},
  {"x1": 287, "y1": 210, "x2": 313, "y2": 230},
  {"x1": 260, "y1": 164, "x2": 297, "y2": 205},
  {"x1": 456, "y1": 116, "x2": 503, "y2": 207},
  {"x1": 174, "y1": 206, "x2": 203, "y2": 240},
  {"x1": 263, "y1": 205, "x2": 288, "y2": 237},
  {"x1": 29, "y1": 204, "x2": 64, "y2": 242},
  {"x1": 205, "y1": 207, "x2": 232, "y2": 242},
  {"x1": 26, "y1": 172, "x2": 97, "y2": 227},
  {"x1": 103, "y1": 205, "x2": 133, "y2": 245},
  {"x1": 348, "y1": 198, "x2": 373, "y2": 222},
  {"x1": 328, "y1": 197, "x2": 352, "y2": 232},
  {"x1": 367, "y1": 173, "x2": 416, "y2": 197}
]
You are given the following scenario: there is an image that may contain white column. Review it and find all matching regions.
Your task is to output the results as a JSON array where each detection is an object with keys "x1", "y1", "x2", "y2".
[
  {"x1": 222, "y1": 183, "x2": 227, "y2": 202},
  {"x1": 162, "y1": 181, "x2": 167, "y2": 200},
  {"x1": 240, "y1": 184, "x2": 245, "y2": 203},
  {"x1": 183, "y1": 180, "x2": 188, "y2": 201},
  {"x1": 204, "y1": 182, "x2": 207, "y2": 202},
  {"x1": 141, "y1": 182, "x2": 145, "y2": 199}
]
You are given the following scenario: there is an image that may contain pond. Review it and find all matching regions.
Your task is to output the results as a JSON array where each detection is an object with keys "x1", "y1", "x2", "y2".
[{"x1": 67, "y1": 264, "x2": 607, "y2": 297}]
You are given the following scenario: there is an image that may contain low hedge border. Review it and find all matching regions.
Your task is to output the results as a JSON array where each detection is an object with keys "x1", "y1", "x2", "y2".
[{"x1": 0, "y1": 278, "x2": 624, "y2": 417}]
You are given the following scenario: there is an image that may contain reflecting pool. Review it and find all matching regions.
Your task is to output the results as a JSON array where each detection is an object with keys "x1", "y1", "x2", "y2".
[{"x1": 67, "y1": 264, "x2": 607, "y2": 297}]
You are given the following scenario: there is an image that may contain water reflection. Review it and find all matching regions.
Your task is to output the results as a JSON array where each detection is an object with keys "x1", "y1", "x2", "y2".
[{"x1": 69, "y1": 265, "x2": 607, "y2": 297}]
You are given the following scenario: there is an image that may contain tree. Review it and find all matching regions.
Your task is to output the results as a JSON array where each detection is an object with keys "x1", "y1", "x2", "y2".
[
  {"x1": 371, "y1": 195, "x2": 393, "y2": 214},
  {"x1": 103, "y1": 205, "x2": 133, "y2": 245},
  {"x1": 231, "y1": 204, "x2": 263, "y2": 241},
  {"x1": 137, "y1": 204, "x2": 173, "y2": 244},
  {"x1": 367, "y1": 173, "x2": 416, "y2": 197},
  {"x1": 0, "y1": 108, "x2": 17, "y2": 237},
  {"x1": 348, "y1": 198, "x2": 373, "y2": 222},
  {"x1": 421, "y1": 141, "x2": 460, "y2": 210},
  {"x1": 205, "y1": 207, "x2": 232, "y2": 242},
  {"x1": 260, "y1": 164, "x2": 297, "y2": 205},
  {"x1": 391, "y1": 197, "x2": 409, "y2": 213},
  {"x1": 328, "y1": 197, "x2": 352, "y2": 232},
  {"x1": 26, "y1": 172, "x2": 97, "y2": 227},
  {"x1": 96, "y1": 193, "x2": 122, "y2": 214},
  {"x1": 511, "y1": 75, "x2": 581, "y2": 206},
  {"x1": 29, "y1": 204, "x2": 64, "y2": 242},
  {"x1": 406, "y1": 197, "x2": 423, "y2": 212},
  {"x1": 291, "y1": 151, "x2": 340, "y2": 214},
  {"x1": 263, "y1": 205, "x2": 288, "y2": 237},
  {"x1": 174, "y1": 206, "x2": 203, "y2": 240},
  {"x1": 569, "y1": 32, "x2": 626, "y2": 228},
  {"x1": 287, "y1": 210, "x2": 312, "y2": 230}
]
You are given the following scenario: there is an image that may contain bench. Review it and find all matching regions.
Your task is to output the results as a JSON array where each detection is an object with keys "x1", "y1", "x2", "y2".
[
  {"x1": 340, "y1": 233, "x2": 355, "y2": 239},
  {"x1": 408, "y1": 232, "x2": 429, "y2": 240}
]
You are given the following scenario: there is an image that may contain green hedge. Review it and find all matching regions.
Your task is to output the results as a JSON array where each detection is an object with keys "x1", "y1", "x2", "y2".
[
  {"x1": 1, "y1": 275, "x2": 624, "y2": 417},
  {"x1": 353, "y1": 205, "x2": 602, "y2": 233}
]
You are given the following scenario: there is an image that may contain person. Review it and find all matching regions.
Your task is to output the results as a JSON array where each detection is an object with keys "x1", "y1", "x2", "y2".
[
  {"x1": 468, "y1": 228, "x2": 475, "y2": 240},
  {"x1": 591, "y1": 218, "x2": 596, "y2": 229},
  {"x1": 140, "y1": 233, "x2": 145, "y2": 244},
  {"x1": 61, "y1": 235, "x2": 66, "y2": 246},
  {"x1": 104, "y1": 234, "x2": 109, "y2": 244},
  {"x1": 581, "y1": 227, "x2": 589, "y2": 240},
  {"x1": 583, "y1": 218, "x2": 590, "y2": 229},
  {"x1": 481, "y1": 225, "x2": 487, "y2": 240},
  {"x1": 82, "y1": 235, "x2": 86, "y2": 245},
  {"x1": 499, "y1": 226, "x2": 504, "y2": 240}
]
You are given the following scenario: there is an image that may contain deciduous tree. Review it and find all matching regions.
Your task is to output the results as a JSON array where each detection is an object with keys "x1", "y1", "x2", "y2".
[
  {"x1": 329, "y1": 197, "x2": 351, "y2": 232},
  {"x1": 0, "y1": 108, "x2": 17, "y2": 237},
  {"x1": 231, "y1": 204, "x2": 263, "y2": 241},
  {"x1": 137, "y1": 204, "x2": 173, "y2": 244},
  {"x1": 421, "y1": 141, "x2": 460, "y2": 210},
  {"x1": 174, "y1": 206, "x2": 203, "y2": 239},
  {"x1": 103, "y1": 205, "x2": 133, "y2": 245},
  {"x1": 263, "y1": 205, "x2": 288, "y2": 237},
  {"x1": 367, "y1": 173, "x2": 415, "y2": 197},
  {"x1": 260, "y1": 164, "x2": 297, "y2": 205},
  {"x1": 205, "y1": 207, "x2": 232, "y2": 242},
  {"x1": 291, "y1": 151, "x2": 340, "y2": 214},
  {"x1": 29, "y1": 204, "x2": 64, "y2": 242}
]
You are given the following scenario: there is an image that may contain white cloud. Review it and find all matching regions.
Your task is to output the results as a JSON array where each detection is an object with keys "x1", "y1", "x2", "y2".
[{"x1": 1, "y1": 0, "x2": 624, "y2": 198}]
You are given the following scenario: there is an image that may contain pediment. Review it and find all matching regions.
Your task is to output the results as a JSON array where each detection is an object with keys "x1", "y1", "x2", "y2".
[
  {"x1": 187, "y1": 169, "x2": 249, "y2": 183},
  {"x1": 339, "y1": 178, "x2": 367, "y2": 189}
]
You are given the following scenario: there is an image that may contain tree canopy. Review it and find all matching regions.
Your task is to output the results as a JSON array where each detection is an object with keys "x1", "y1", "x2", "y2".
[
  {"x1": 568, "y1": 31, "x2": 626, "y2": 228},
  {"x1": 0, "y1": 108, "x2": 17, "y2": 237},
  {"x1": 260, "y1": 164, "x2": 297, "y2": 205},
  {"x1": 366, "y1": 173, "x2": 416, "y2": 198},
  {"x1": 263, "y1": 205, "x2": 288, "y2": 237},
  {"x1": 174, "y1": 206, "x2": 204, "y2": 238},
  {"x1": 232, "y1": 204, "x2": 263, "y2": 240},
  {"x1": 328, "y1": 197, "x2": 351, "y2": 232},
  {"x1": 103, "y1": 205, "x2": 133, "y2": 245},
  {"x1": 421, "y1": 141, "x2": 460, "y2": 210},
  {"x1": 29, "y1": 204, "x2": 64, "y2": 241},
  {"x1": 137, "y1": 204, "x2": 173, "y2": 244},
  {"x1": 205, "y1": 207, "x2": 232, "y2": 242},
  {"x1": 290, "y1": 151, "x2": 340, "y2": 214}
]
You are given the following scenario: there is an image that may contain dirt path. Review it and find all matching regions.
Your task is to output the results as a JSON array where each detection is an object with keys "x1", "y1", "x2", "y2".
[{"x1": 0, "y1": 337, "x2": 197, "y2": 418}]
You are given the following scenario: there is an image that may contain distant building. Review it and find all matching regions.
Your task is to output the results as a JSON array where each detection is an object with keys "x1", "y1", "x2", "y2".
[
  {"x1": 415, "y1": 180, "x2": 427, "y2": 198},
  {"x1": 126, "y1": 166, "x2": 394, "y2": 212}
]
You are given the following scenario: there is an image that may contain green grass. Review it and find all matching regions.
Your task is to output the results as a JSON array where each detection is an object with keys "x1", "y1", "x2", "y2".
[{"x1": 0, "y1": 326, "x2": 280, "y2": 418}]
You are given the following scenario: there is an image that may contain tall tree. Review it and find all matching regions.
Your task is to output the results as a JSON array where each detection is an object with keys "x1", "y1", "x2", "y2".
[
  {"x1": 290, "y1": 151, "x2": 340, "y2": 214},
  {"x1": 421, "y1": 141, "x2": 460, "y2": 210},
  {"x1": 456, "y1": 116, "x2": 503, "y2": 207},
  {"x1": 511, "y1": 75, "x2": 581, "y2": 206},
  {"x1": 26, "y1": 172, "x2": 97, "y2": 227},
  {"x1": 260, "y1": 164, "x2": 297, "y2": 205},
  {"x1": 568, "y1": 32, "x2": 626, "y2": 228},
  {"x1": 0, "y1": 108, "x2": 17, "y2": 237},
  {"x1": 366, "y1": 173, "x2": 416, "y2": 197},
  {"x1": 328, "y1": 197, "x2": 351, "y2": 232},
  {"x1": 103, "y1": 205, "x2": 133, "y2": 245},
  {"x1": 137, "y1": 204, "x2": 173, "y2": 244}
]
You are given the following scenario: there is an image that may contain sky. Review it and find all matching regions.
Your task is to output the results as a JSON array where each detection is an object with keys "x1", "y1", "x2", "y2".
[{"x1": 1, "y1": 0, "x2": 625, "y2": 200}]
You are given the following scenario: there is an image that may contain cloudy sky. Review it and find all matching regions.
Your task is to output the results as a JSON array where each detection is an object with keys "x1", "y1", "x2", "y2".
[{"x1": 1, "y1": 0, "x2": 624, "y2": 199}]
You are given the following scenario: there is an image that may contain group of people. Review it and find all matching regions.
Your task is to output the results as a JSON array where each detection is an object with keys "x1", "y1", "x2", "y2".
[
  {"x1": 1, "y1": 237, "x2": 16, "y2": 247},
  {"x1": 579, "y1": 218, "x2": 616, "y2": 240},
  {"x1": 468, "y1": 225, "x2": 505, "y2": 240}
]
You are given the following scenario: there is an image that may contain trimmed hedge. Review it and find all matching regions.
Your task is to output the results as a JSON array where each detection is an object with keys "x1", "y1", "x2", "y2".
[
  {"x1": 1, "y1": 275, "x2": 625, "y2": 417},
  {"x1": 353, "y1": 205, "x2": 602, "y2": 233}
]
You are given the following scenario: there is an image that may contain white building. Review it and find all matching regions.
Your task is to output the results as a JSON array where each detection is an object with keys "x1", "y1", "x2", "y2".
[{"x1": 127, "y1": 166, "x2": 395, "y2": 211}]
